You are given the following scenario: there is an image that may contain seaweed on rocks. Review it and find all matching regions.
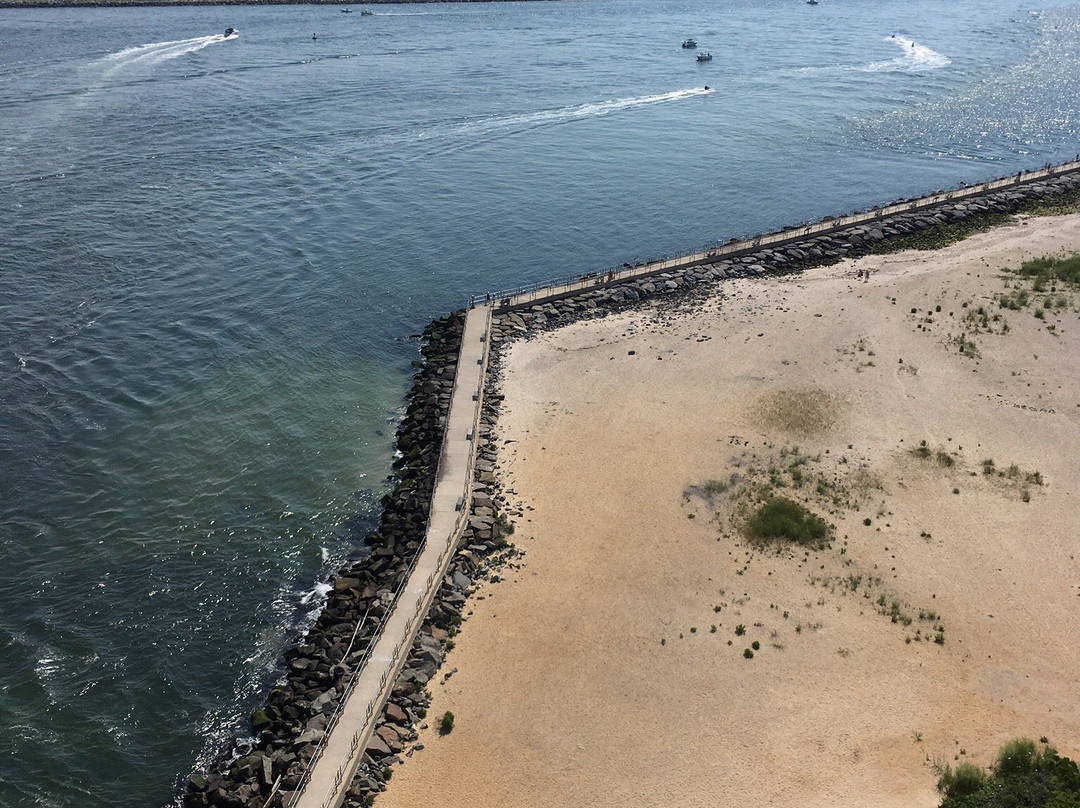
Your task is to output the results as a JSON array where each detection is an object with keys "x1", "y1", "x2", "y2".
[{"x1": 179, "y1": 312, "x2": 465, "y2": 808}]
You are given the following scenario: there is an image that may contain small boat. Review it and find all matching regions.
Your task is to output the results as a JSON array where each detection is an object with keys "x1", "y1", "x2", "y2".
[
  {"x1": 223, "y1": 28, "x2": 238, "y2": 37},
  {"x1": 807, "y1": 0, "x2": 819, "y2": 5},
  {"x1": 360, "y1": 9, "x2": 374, "y2": 15},
  {"x1": 341, "y1": 7, "x2": 352, "y2": 12},
  {"x1": 697, "y1": 52, "x2": 712, "y2": 62},
  {"x1": 682, "y1": 38, "x2": 697, "y2": 49}
]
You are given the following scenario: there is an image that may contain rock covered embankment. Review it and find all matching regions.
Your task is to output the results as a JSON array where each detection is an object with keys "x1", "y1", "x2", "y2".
[
  {"x1": 182, "y1": 308, "x2": 519, "y2": 808},
  {"x1": 180, "y1": 168, "x2": 1080, "y2": 808},
  {"x1": 182, "y1": 311, "x2": 477, "y2": 808},
  {"x1": 338, "y1": 389, "x2": 519, "y2": 807},
  {"x1": 490, "y1": 174, "x2": 1080, "y2": 339}
]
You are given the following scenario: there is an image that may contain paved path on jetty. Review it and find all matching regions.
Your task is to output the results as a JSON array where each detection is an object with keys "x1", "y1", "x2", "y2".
[
  {"x1": 292, "y1": 304, "x2": 493, "y2": 808},
  {"x1": 476, "y1": 159, "x2": 1080, "y2": 311}
]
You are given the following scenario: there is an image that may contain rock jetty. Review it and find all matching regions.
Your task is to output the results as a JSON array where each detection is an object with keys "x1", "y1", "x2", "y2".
[
  {"x1": 487, "y1": 173, "x2": 1080, "y2": 339},
  {"x1": 179, "y1": 165, "x2": 1080, "y2": 808},
  {"x1": 181, "y1": 311, "x2": 473, "y2": 808}
]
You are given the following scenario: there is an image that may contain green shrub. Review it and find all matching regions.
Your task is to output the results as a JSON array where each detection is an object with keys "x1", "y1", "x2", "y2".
[
  {"x1": 938, "y1": 762, "x2": 989, "y2": 797},
  {"x1": 439, "y1": 711, "x2": 455, "y2": 735},
  {"x1": 744, "y1": 497, "x2": 829, "y2": 547},
  {"x1": 937, "y1": 739, "x2": 1080, "y2": 808},
  {"x1": 996, "y1": 739, "x2": 1039, "y2": 777}
]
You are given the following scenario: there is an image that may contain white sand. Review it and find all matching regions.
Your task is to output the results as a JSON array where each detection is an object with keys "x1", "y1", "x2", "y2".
[{"x1": 379, "y1": 214, "x2": 1080, "y2": 808}]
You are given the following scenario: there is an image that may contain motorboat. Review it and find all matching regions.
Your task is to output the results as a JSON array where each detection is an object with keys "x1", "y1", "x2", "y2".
[
  {"x1": 224, "y1": 28, "x2": 238, "y2": 37},
  {"x1": 360, "y1": 9, "x2": 374, "y2": 15},
  {"x1": 682, "y1": 38, "x2": 697, "y2": 49},
  {"x1": 697, "y1": 52, "x2": 713, "y2": 62},
  {"x1": 341, "y1": 7, "x2": 352, "y2": 12},
  {"x1": 807, "y1": 0, "x2": 819, "y2": 5}
]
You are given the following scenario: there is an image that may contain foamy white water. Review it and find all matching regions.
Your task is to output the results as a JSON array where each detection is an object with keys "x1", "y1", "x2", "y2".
[
  {"x1": 436, "y1": 87, "x2": 714, "y2": 140},
  {"x1": 101, "y1": 33, "x2": 236, "y2": 73},
  {"x1": 865, "y1": 35, "x2": 951, "y2": 72}
]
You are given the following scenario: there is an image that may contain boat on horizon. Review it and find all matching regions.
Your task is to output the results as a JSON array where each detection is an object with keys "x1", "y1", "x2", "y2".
[
  {"x1": 360, "y1": 9, "x2": 374, "y2": 15},
  {"x1": 341, "y1": 7, "x2": 352, "y2": 12}
]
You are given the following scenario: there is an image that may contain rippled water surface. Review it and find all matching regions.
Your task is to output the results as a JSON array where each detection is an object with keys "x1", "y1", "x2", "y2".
[{"x1": 2, "y1": 0, "x2": 1079, "y2": 803}]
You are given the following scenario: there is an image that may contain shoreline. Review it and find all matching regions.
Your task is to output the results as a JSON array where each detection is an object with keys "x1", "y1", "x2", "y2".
[
  {"x1": 180, "y1": 163, "x2": 1080, "y2": 808},
  {"x1": 378, "y1": 209, "x2": 1080, "y2": 808}
]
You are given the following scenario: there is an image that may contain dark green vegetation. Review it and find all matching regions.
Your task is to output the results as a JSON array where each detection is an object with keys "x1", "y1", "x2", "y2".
[
  {"x1": 1017, "y1": 253, "x2": 1080, "y2": 289},
  {"x1": 439, "y1": 710, "x2": 455, "y2": 735},
  {"x1": 937, "y1": 739, "x2": 1080, "y2": 808},
  {"x1": 744, "y1": 496, "x2": 829, "y2": 548}
]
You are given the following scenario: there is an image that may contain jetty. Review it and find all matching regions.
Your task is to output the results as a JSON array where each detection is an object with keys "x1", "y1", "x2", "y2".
[
  {"x1": 285, "y1": 304, "x2": 492, "y2": 808},
  {"x1": 181, "y1": 156, "x2": 1080, "y2": 808},
  {"x1": 475, "y1": 160, "x2": 1080, "y2": 312}
]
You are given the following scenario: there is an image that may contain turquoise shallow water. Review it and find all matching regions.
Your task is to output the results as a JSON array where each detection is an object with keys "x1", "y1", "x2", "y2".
[{"x1": 1, "y1": 0, "x2": 1079, "y2": 804}]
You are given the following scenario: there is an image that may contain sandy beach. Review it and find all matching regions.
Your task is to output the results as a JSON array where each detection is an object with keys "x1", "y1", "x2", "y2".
[{"x1": 378, "y1": 213, "x2": 1080, "y2": 808}]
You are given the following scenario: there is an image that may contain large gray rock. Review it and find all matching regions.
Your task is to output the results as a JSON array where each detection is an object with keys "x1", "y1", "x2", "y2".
[
  {"x1": 452, "y1": 570, "x2": 472, "y2": 590},
  {"x1": 366, "y1": 734, "x2": 392, "y2": 756}
]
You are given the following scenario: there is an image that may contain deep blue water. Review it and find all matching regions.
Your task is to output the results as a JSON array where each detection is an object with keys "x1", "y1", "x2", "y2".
[{"x1": 2, "y1": 0, "x2": 1079, "y2": 804}]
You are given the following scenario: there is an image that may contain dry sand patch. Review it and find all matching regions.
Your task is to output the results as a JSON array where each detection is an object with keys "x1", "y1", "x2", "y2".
[{"x1": 378, "y1": 215, "x2": 1080, "y2": 808}]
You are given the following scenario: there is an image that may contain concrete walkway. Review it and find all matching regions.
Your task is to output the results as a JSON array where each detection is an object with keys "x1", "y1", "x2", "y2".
[
  {"x1": 291, "y1": 304, "x2": 492, "y2": 808},
  {"x1": 480, "y1": 160, "x2": 1080, "y2": 311}
]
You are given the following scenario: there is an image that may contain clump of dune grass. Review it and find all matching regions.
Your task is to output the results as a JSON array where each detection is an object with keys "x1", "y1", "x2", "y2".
[
  {"x1": 1017, "y1": 252, "x2": 1080, "y2": 288},
  {"x1": 744, "y1": 496, "x2": 830, "y2": 548}
]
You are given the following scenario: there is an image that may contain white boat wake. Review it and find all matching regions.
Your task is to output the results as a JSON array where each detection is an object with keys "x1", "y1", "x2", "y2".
[
  {"x1": 427, "y1": 87, "x2": 714, "y2": 142},
  {"x1": 100, "y1": 32, "x2": 237, "y2": 74},
  {"x1": 865, "y1": 35, "x2": 950, "y2": 72}
]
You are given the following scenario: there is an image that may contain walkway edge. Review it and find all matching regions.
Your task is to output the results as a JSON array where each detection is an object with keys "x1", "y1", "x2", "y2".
[{"x1": 291, "y1": 305, "x2": 493, "y2": 808}]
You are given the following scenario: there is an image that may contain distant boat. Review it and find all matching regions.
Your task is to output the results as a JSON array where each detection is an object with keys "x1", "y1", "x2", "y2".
[
  {"x1": 360, "y1": 9, "x2": 374, "y2": 15},
  {"x1": 341, "y1": 7, "x2": 352, "y2": 12},
  {"x1": 807, "y1": 0, "x2": 819, "y2": 5},
  {"x1": 697, "y1": 52, "x2": 713, "y2": 62},
  {"x1": 682, "y1": 38, "x2": 697, "y2": 49},
  {"x1": 224, "y1": 27, "x2": 238, "y2": 37}
]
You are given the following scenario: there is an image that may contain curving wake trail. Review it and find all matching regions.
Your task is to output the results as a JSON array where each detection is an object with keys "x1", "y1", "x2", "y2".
[
  {"x1": 866, "y1": 35, "x2": 950, "y2": 72},
  {"x1": 100, "y1": 32, "x2": 237, "y2": 74},
  {"x1": 435, "y1": 87, "x2": 715, "y2": 141}
]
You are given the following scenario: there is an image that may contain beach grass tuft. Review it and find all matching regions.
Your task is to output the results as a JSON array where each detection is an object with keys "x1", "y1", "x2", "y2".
[{"x1": 744, "y1": 496, "x2": 830, "y2": 548}]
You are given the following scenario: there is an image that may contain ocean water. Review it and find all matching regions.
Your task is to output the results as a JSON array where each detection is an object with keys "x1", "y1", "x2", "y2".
[{"x1": 1, "y1": 0, "x2": 1079, "y2": 804}]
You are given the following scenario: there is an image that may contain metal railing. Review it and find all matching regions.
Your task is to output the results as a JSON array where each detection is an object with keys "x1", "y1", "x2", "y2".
[
  {"x1": 469, "y1": 160, "x2": 1080, "y2": 312},
  {"x1": 288, "y1": 305, "x2": 494, "y2": 808}
]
